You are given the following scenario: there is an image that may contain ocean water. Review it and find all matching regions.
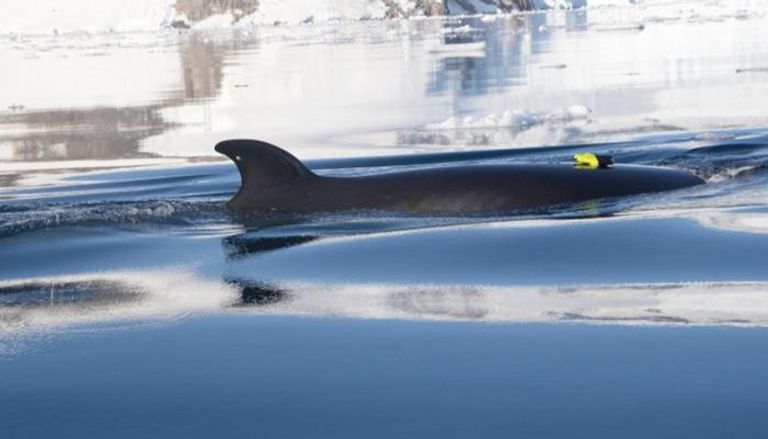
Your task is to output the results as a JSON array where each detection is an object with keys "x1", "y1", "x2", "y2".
[{"x1": 2, "y1": 6, "x2": 768, "y2": 438}]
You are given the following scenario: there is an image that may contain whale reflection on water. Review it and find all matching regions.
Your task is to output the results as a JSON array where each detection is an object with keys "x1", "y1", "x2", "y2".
[
  {"x1": 245, "y1": 281, "x2": 768, "y2": 326},
  {"x1": 222, "y1": 234, "x2": 319, "y2": 260},
  {"x1": 2, "y1": 269, "x2": 768, "y2": 352},
  {"x1": 0, "y1": 270, "x2": 237, "y2": 338}
]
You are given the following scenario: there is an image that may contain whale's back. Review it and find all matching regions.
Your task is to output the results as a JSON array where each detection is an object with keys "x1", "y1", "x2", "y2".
[{"x1": 215, "y1": 140, "x2": 705, "y2": 214}]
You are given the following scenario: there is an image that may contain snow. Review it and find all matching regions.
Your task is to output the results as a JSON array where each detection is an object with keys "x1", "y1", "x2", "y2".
[
  {"x1": 241, "y1": 0, "x2": 389, "y2": 25},
  {"x1": 0, "y1": 33, "x2": 181, "y2": 110},
  {"x1": 0, "y1": 0, "x2": 642, "y2": 35},
  {"x1": 0, "y1": 0, "x2": 176, "y2": 34},
  {"x1": 192, "y1": 12, "x2": 236, "y2": 29},
  {"x1": 7, "y1": 0, "x2": 762, "y2": 35},
  {"x1": 424, "y1": 105, "x2": 592, "y2": 130}
]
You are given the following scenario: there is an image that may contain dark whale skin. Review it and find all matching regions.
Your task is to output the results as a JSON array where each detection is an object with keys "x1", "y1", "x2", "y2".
[{"x1": 215, "y1": 139, "x2": 705, "y2": 215}]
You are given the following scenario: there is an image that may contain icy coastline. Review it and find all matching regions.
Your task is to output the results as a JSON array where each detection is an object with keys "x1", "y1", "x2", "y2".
[{"x1": 0, "y1": 0, "x2": 632, "y2": 34}]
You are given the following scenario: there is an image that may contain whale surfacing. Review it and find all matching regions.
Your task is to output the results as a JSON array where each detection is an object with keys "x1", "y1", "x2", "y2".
[{"x1": 215, "y1": 139, "x2": 704, "y2": 215}]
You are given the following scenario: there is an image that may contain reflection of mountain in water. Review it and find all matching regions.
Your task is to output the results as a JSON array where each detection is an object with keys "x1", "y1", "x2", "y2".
[
  {"x1": 427, "y1": 11, "x2": 587, "y2": 97},
  {"x1": 409, "y1": 12, "x2": 590, "y2": 147},
  {"x1": 179, "y1": 34, "x2": 226, "y2": 100},
  {"x1": 427, "y1": 16, "x2": 534, "y2": 97},
  {"x1": 3, "y1": 107, "x2": 167, "y2": 161},
  {"x1": 0, "y1": 34, "x2": 230, "y2": 165}
]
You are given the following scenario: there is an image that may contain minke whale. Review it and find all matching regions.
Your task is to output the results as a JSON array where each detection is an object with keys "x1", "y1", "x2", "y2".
[{"x1": 215, "y1": 139, "x2": 704, "y2": 215}]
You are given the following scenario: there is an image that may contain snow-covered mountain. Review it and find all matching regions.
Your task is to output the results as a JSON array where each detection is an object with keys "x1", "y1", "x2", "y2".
[{"x1": 0, "y1": 0, "x2": 631, "y2": 34}]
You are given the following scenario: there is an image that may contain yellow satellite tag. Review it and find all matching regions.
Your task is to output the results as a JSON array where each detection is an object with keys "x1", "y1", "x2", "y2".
[{"x1": 573, "y1": 153, "x2": 613, "y2": 169}]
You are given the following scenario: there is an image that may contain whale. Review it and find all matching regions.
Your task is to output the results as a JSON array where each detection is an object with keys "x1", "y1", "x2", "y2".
[{"x1": 215, "y1": 139, "x2": 705, "y2": 215}]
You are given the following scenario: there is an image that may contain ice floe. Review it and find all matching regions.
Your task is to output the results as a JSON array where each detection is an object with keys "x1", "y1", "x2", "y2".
[{"x1": 424, "y1": 105, "x2": 591, "y2": 130}]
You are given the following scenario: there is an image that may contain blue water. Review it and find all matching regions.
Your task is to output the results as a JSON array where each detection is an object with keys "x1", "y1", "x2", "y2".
[
  {"x1": 3, "y1": 317, "x2": 768, "y2": 439},
  {"x1": 2, "y1": 127, "x2": 768, "y2": 438},
  {"x1": 3, "y1": 10, "x2": 768, "y2": 438}
]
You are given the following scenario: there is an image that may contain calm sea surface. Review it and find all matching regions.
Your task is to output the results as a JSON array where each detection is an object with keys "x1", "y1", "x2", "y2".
[{"x1": 2, "y1": 7, "x2": 768, "y2": 438}]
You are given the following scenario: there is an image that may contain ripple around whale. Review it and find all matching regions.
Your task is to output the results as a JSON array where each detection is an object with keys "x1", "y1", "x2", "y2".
[{"x1": 2, "y1": 128, "x2": 767, "y2": 239}]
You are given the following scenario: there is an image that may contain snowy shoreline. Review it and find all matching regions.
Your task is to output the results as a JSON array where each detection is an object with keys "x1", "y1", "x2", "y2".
[{"x1": 0, "y1": 0, "x2": 638, "y2": 35}]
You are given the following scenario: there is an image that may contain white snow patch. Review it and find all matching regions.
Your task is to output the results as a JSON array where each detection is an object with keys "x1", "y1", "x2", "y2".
[
  {"x1": 192, "y1": 12, "x2": 236, "y2": 29},
  {"x1": 9, "y1": 0, "x2": 755, "y2": 36},
  {"x1": 240, "y1": 0, "x2": 389, "y2": 26},
  {"x1": 0, "y1": 0, "x2": 648, "y2": 34},
  {"x1": 424, "y1": 105, "x2": 592, "y2": 130},
  {"x1": 0, "y1": 0, "x2": 176, "y2": 34}
]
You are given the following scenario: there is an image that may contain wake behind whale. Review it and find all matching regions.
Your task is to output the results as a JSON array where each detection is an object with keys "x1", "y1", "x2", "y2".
[{"x1": 215, "y1": 139, "x2": 704, "y2": 215}]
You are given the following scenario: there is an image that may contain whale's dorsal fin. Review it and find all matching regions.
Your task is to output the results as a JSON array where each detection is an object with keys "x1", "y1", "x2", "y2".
[{"x1": 215, "y1": 139, "x2": 314, "y2": 188}]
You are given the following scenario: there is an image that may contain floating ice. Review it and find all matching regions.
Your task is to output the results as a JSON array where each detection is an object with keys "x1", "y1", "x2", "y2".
[
  {"x1": 0, "y1": 0, "x2": 176, "y2": 34},
  {"x1": 424, "y1": 105, "x2": 592, "y2": 130}
]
